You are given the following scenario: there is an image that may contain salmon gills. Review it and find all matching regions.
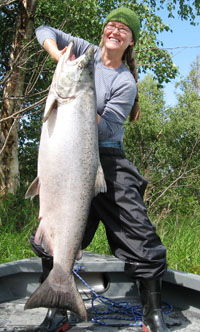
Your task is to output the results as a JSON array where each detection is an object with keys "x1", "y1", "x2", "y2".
[{"x1": 24, "y1": 42, "x2": 107, "y2": 321}]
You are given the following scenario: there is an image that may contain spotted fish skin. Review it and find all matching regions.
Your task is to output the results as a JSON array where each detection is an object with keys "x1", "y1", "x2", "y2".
[{"x1": 24, "y1": 43, "x2": 106, "y2": 321}]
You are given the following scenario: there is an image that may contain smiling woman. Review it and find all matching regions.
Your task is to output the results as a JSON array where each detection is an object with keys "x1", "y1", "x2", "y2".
[
  {"x1": 100, "y1": 21, "x2": 134, "y2": 67},
  {"x1": 102, "y1": 7, "x2": 141, "y2": 42},
  {"x1": 31, "y1": 6, "x2": 169, "y2": 332}
]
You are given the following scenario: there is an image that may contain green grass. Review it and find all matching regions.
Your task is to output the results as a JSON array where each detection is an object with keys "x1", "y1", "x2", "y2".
[
  {"x1": 85, "y1": 222, "x2": 112, "y2": 255},
  {"x1": 86, "y1": 215, "x2": 200, "y2": 275},
  {"x1": 0, "y1": 193, "x2": 200, "y2": 275},
  {"x1": 1, "y1": 215, "x2": 200, "y2": 275},
  {"x1": 0, "y1": 224, "x2": 34, "y2": 263},
  {"x1": 156, "y1": 214, "x2": 200, "y2": 274},
  {"x1": 0, "y1": 192, "x2": 38, "y2": 263},
  {"x1": 0, "y1": 221, "x2": 112, "y2": 264}
]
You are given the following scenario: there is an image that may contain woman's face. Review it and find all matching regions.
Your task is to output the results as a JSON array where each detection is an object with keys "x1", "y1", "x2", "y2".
[{"x1": 102, "y1": 21, "x2": 134, "y2": 54}]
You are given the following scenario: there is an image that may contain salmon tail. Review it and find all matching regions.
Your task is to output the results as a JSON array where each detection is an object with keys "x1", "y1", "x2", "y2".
[
  {"x1": 24, "y1": 270, "x2": 87, "y2": 321},
  {"x1": 94, "y1": 162, "x2": 107, "y2": 196}
]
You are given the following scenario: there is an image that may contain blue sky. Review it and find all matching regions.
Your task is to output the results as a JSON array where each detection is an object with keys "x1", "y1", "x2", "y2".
[{"x1": 146, "y1": 9, "x2": 200, "y2": 106}]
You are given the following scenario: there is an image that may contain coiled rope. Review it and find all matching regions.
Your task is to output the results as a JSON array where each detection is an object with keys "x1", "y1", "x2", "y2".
[{"x1": 73, "y1": 265, "x2": 173, "y2": 327}]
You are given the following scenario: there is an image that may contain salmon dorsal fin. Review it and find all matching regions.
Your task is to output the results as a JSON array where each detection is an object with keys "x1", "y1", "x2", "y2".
[
  {"x1": 94, "y1": 163, "x2": 107, "y2": 196},
  {"x1": 25, "y1": 177, "x2": 39, "y2": 200}
]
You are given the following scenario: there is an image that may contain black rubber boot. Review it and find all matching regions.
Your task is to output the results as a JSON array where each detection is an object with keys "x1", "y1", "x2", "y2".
[
  {"x1": 40, "y1": 255, "x2": 53, "y2": 283},
  {"x1": 137, "y1": 279, "x2": 169, "y2": 332},
  {"x1": 35, "y1": 308, "x2": 69, "y2": 332},
  {"x1": 30, "y1": 233, "x2": 53, "y2": 282}
]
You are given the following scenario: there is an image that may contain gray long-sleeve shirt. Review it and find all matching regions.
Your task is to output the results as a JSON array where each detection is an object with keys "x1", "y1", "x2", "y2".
[{"x1": 36, "y1": 25, "x2": 137, "y2": 144}]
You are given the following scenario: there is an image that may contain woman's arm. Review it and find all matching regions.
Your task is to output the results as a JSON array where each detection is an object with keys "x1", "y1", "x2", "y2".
[
  {"x1": 36, "y1": 25, "x2": 94, "y2": 60},
  {"x1": 43, "y1": 39, "x2": 68, "y2": 62}
]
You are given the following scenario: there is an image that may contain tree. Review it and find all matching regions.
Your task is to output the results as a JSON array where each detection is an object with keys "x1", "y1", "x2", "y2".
[
  {"x1": 153, "y1": 0, "x2": 200, "y2": 23},
  {"x1": 0, "y1": 0, "x2": 199, "y2": 197},
  {"x1": 124, "y1": 74, "x2": 167, "y2": 208},
  {"x1": 124, "y1": 63, "x2": 200, "y2": 217},
  {"x1": 187, "y1": 55, "x2": 200, "y2": 98},
  {"x1": 0, "y1": 0, "x2": 37, "y2": 196}
]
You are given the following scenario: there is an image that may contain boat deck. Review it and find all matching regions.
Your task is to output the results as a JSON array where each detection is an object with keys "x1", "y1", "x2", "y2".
[
  {"x1": 1, "y1": 297, "x2": 200, "y2": 331},
  {"x1": 0, "y1": 252, "x2": 200, "y2": 331}
]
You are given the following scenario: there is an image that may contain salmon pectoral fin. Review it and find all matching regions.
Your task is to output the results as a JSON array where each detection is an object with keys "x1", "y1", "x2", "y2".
[
  {"x1": 25, "y1": 177, "x2": 39, "y2": 200},
  {"x1": 43, "y1": 95, "x2": 57, "y2": 122},
  {"x1": 94, "y1": 163, "x2": 107, "y2": 196},
  {"x1": 24, "y1": 269, "x2": 87, "y2": 321}
]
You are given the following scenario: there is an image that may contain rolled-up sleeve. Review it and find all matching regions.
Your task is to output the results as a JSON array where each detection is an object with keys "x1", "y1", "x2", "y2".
[
  {"x1": 36, "y1": 25, "x2": 61, "y2": 47},
  {"x1": 98, "y1": 79, "x2": 137, "y2": 140},
  {"x1": 35, "y1": 25, "x2": 92, "y2": 57}
]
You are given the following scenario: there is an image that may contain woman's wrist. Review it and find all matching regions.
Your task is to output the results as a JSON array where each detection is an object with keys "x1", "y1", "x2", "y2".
[{"x1": 43, "y1": 39, "x2": 61, "y2": 62}]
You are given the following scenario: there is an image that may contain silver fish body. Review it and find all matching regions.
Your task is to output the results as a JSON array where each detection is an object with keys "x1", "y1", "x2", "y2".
[{"x1": 24, "y1": 43, "x2": 106, "y2": 321}]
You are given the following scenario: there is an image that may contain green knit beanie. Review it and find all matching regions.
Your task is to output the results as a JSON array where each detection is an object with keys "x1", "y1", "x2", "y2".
[{"x1": 102, "y1": 7, "x2": 140, "y2": 43}]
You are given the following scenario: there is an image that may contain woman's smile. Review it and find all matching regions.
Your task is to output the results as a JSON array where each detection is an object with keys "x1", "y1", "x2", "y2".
[{"x1": 103, "y1": 21, "x2": 134, "y2": 53}]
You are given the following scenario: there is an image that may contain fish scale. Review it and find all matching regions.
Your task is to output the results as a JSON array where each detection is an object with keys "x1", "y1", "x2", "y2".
[{"x1": 24, "y1": 42, "x2": 107, "y2": 321}]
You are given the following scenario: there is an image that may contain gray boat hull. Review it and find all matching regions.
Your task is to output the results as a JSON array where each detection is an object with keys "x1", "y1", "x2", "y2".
[{"x1": 0, "y1": 252, "x2": 200, "y2": 331}]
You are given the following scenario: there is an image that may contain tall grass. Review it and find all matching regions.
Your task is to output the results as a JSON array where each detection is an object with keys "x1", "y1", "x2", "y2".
[
  {"x1": 86, "y1": 222, "x2": 112, "y2": 255},
  {"x1": 156, "y1": 213, "x2": 200, "y2": 274},
  {"x1": 0, "y1": 193, "x2": 200, "y2": 276},
  {"x1": 0, "y1": 191, "x2": 38, "y2": 263},
  {"x1": 87, "y1": 214, "x2": 200, "y2": 275},
  {"x1": 0, "y1": 223, "x2": 35, "y2": 263}
]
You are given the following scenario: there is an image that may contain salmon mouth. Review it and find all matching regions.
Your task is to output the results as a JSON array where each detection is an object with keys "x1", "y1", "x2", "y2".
[
  {"x1": 69, "y1": 53, "x2": 76, "y2": 61},
  {"x1": 62, "y1": 41, "x2": 75, "y2": 63},
  {"x1": 68, "y1": 42, "x2": 76, "y2": 61}
]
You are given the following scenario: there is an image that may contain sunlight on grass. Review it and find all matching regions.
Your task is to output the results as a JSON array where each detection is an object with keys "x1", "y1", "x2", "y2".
[
  {"x1": 156, "y1": 215, "x2": 200, "y2": 274},
  {"x1": 86, "y1": 221, "x2": 112, "y2": 256},
  {"x1": 0, "y1": 207, "x2": 200, "y2": 276},
  {"x1": 0, "y1": 224, "x2": 35, "y2": 263}
]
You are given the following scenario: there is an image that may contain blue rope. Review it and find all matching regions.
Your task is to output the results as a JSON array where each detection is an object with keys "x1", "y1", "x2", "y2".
[{"x1": 73, "y1": 265, "x2": 173, "y2": 327}]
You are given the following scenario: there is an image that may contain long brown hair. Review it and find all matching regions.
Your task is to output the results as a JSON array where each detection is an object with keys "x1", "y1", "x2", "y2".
[{"x1": 122, "y1": 45, "x2": 140, "y2": 122}]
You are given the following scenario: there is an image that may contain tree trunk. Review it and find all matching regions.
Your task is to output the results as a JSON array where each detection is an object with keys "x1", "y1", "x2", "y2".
[{"x1": 0, "y1": 0, "x2": 37, "y2": 197}]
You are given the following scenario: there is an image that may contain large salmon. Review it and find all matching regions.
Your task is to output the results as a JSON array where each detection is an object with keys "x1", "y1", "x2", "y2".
[{"x1": 24, "y1": 42, "x2": 107, "y2": 321}]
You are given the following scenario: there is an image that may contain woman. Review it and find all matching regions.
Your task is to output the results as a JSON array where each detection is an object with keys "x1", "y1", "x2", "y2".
[{"x1": 32, "y1": 7, "x2": 169, "y2": 332}]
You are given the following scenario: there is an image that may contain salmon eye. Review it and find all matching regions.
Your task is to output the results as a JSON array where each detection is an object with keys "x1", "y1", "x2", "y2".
[{"x1": 78, "y1": 63, "x2": 83, "y2": 69}]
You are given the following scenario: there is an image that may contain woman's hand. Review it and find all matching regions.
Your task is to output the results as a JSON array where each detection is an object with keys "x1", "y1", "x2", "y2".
[{"x1": 43, "y1": 39, "x2": 75, "y2": 62}]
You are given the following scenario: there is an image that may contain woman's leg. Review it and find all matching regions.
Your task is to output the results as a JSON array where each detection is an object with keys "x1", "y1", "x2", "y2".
[{"x1": 89, "y1": 147, "x2": 168, "y2": 332}]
